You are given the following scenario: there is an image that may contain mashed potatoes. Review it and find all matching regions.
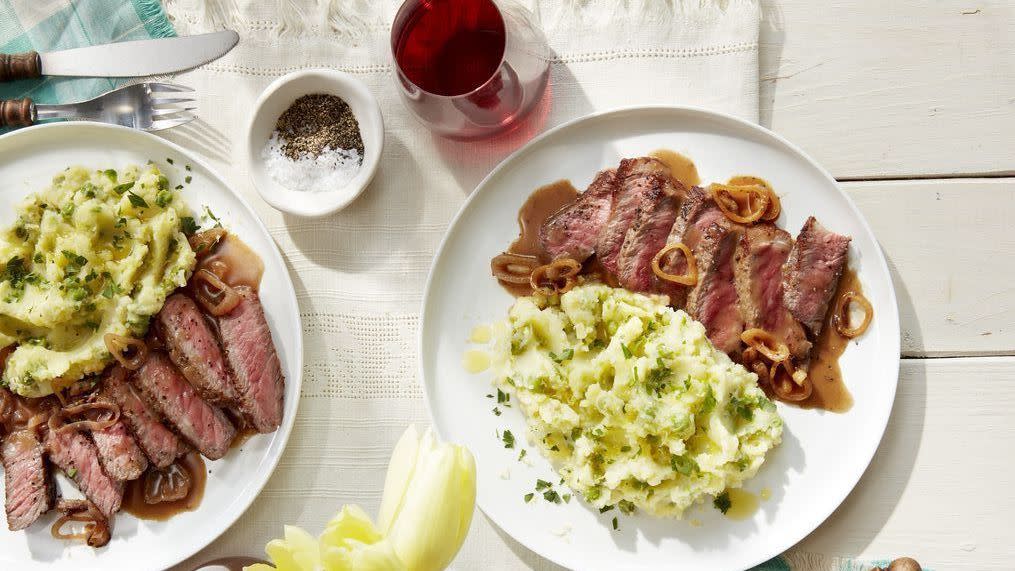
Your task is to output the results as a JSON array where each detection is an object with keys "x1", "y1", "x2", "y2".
[
  {"x1": 0, "y1": 164, "x2": 196, "y2": 396},
  {"x1": 489, "y1": 284, "x2": 782, "y2": 518}
]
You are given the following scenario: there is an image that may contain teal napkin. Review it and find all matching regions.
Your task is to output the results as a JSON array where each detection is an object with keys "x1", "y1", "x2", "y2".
[{"x1": 0, "y1": 0, "x2": 174, "y2": 105}]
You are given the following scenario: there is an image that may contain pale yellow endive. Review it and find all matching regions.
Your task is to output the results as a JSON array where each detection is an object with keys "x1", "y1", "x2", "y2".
[{"x1": 246, "y1": 425, "x2": 475, "y2": 571}]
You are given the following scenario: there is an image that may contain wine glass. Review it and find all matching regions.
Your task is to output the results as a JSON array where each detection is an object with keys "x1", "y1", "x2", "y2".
[{"x1": 391, "y1": 0, "x2": 551, "y2": 140}]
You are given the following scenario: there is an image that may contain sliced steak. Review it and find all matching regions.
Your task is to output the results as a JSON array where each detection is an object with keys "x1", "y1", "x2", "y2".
[
  {"x1": 734, "y1": 224, "x2": 812, "y2": 360},
  {"x1": 158, "y1": 293, "x2": 239, "y2": 406},
  {"x1": 685, "y1": 223, "x2": 746, "y2": 358},
  {"x1": 662, "y1": 186, "x2": 735, "y2": 307},
  {"x1": 539, "y1": 169, "x2": 618, "y2": 262},
  {"x1": 219, "y1": 287, "x2": 285, "y2": 433},
  {"x1": 101, "y1": 366, "x2": 183, "y2": 469},
  {"x1": 3, "y1": 430, "x2": 53, "y2": 530},
  {"x1": 45, "y1": 429, "x2": 123, "y2": 518},
  {"x1": 90, "y1": 418, "x2": 148, "y2": 482},
  {"x1": 134, "y1": 353, "x2": 236, "y2": 460},
  {"x1": 782, "y1": 216, "x2": 852, "y2": 337},
  {"x1": 596, "y1": 157, "x2": 676, "y2": 274},
  {"x1": 615, "y1": 180, "x2": 682, "y2": 293}
]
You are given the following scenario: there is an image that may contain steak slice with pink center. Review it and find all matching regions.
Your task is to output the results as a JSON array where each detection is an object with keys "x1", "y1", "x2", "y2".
[
  {"x1": 661, "y1": 186, "x2": 736, "y2": 308},
  {"x1": 539, "y1": 168, "x2": 618, "y2": 262},
  {"x1": 45, "y1": 429, "x2": 123, "y2": 518},
  {"x1": 615, "y1": 178, "x2": 683, "y2": 294},
  {"x1": 218, "y1": 287, "x2": 285, "y2": 433},
  {"x1": 159, "y1": 293, "x2": 239, "y2": 406},
  {"x1": 89, "y1": 417, "x2": 148, "y2": 482},
  {"x1": 685, "y1": 222, "x2": 746, "y2": 358},
  {"x1": 3, "y1": 429, "x2": 53, "y2": 530},
  {"x1": 101, "y1": 366, "x2": 183, "y2": 469},
  {"x1": 782, "y1": 216, "x2": 852, "y2": 337},
  {"x1": 734, "y1": 224, "x2": 812, "y2": 360},
  {"x1": 596, "y1": 157, "x2": 675, "y2": 275},
  {"x1": 135, "y1": 353, "x2": 236, "y2": 460}
]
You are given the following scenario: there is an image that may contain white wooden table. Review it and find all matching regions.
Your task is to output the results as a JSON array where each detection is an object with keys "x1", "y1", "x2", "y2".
[{"x1": 755, "y1": 2, "x2": 1014, "y2": 569}]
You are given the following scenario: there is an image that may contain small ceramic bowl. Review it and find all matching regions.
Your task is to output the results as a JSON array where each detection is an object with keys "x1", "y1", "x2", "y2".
[{"x1": 246, "y1": 69, "x2": 384, "y2": 217}]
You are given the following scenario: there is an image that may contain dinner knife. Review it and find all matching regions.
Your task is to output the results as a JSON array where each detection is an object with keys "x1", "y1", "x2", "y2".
[{"x1": 0, "y1": 31, "x2": 239, "y2": 82}]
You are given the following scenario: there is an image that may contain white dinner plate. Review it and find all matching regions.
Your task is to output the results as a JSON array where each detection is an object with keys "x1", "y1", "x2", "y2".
[
  {"x1": 420, "y1": 106, "x2": 900, "y2": 571},
  {"x1": 0, "y1": 123, "x2": 303, "y2": 571}
]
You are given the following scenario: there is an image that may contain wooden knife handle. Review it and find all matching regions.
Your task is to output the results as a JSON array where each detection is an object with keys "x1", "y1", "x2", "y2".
[
  {"x1": 0, "y1": 52, "x2": 42, "y2": 82},
  {"x1": 1, "y1": 98, "x2": 36, "y2": 127}
]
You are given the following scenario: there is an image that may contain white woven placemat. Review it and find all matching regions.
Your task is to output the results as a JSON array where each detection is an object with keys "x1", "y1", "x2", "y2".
[{"x1": 161, "y1": 1, "x2": 760, "y2": 569}]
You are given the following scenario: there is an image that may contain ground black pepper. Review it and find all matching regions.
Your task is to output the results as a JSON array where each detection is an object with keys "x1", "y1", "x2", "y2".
[{"x1": 274, "y1": 94, "x2": 364, "y2": 160}]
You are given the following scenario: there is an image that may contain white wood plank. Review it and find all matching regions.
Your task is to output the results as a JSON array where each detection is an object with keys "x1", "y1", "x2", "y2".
[
  {"x1": 845, "y1": 178, "x2": 1015, "y2": 356},
  {"x1": 798, "y1": 357, "x2": 1015, "y2": 570},
  {"x1": 762, "y1": 0, "x2": 1015, "y2": 178}
]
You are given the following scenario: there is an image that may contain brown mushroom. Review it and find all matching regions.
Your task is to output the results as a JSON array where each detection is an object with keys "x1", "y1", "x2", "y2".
[{"x1": 887, "y1": 557, "x2": 921, "y2": 571}]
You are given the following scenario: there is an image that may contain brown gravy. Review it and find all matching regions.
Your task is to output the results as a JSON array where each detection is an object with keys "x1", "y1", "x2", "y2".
[
  {"x1": 123, "y1": 452, "x2": 207, "y2": 521},
  {"x1": 800, "y1": 268, "x2": 862, "y2": 413},
  {"x1": 196, "y1": 233, "x2": 265, "y2": 291},
  {"x1": 650, "y1": 149, "x2": 701, "y2": 188}
]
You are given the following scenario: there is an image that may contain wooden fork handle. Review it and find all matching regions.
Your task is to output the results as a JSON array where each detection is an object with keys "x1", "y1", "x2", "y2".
[
  {"x1": 1, "y1": 98, "x2": 36, "y2": 127},
  {"x1": 0, "y1": 52, "x2": 42, "y2": 82}
]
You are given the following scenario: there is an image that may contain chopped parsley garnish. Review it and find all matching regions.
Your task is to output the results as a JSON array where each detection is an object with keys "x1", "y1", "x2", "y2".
[
  {"x1": 185, "y1": 175, "x2": 192, "y2": 184},
  {"x1": 713, "y1": 491, "x2": 732, "y2": 514},
  {"x1": 612, "y1": 517, "x2": 618, "y2": 530},
  {"x1": 617, "y1": 500, "x2": 635, "y2": 515},
  {"x1": 166, "y1": 158, "x2": 174, "y2": 165},
  {"x1": 700, "y1": 386, "x2": 717, "y2": 414},
  {"x1": 549, "y1": 348, "x2": 573, "y2": 363},
  {"x1": 112, "y1": 182, "x2": 134, "y2": 195},
  {"x1": 620, "y1": 343, "x2": 633, "y2": 359},
  {"x1": 61, "y1": 250, "x2": 88, "y2": 276},
  {"x1": 502, "y1": 430, "x2": 515, "y2": 449},
  {"x1": 727, "y1": 394, "x2": 755, "y2": 422},
  {"x1": 599, "y1": 504, "x2": 614, "y2": 514},
  {"x1": 543, "y1": 490, "x2": 561, "y2": 503},
  {"x1": 103, "y1": 169, "x2": 117, "y2": 181},
  {"x1": 535, "y1": 479, "x2": 552, "y2": 491},
  {"x1": 492, "y1": 407, "x2": 501, "y2": 416},
  {"x1": 155, "y1": 189, "x2": 173, "y2": 207},
  {"x1": 203, "y1": 206, "x2": 222, "y2": 227},
  {"x1": 185, "y1": 164, "x2": 192, "y2": 171},
  {"x1": 66, "y1": 467, "x2": 78, "y2": 479},
  {"x1": 1, "y1": 256, "x2": 28, "y2": 286},
  {"x1": 645, "y1": 357, "x2": 671, "y2": 395},
  {"x1": 101, "y1": 281, "x2": 120, "y2": 299},
  {"x1": 180, "y1": 216, "x2": 199, "y2": 236},
  {"x1": 127, "y1": 191, "x2": 149, "y2": 208},
  {"x1": 670, "y1": 454, "x2": 699, "y2": 476},
  {"x1": 33, "y1": 252, "x2": 43, "y2": 264},
  {"x1": 517, "y1": 449, "x2": 527, "y2": 461},
  {"x1": 523, "y1": 493, "x2": 534, "y2": 503},
  {"x1": 496, "y1": 388, "x2": 510, "y2": 404},
  {"x1": 562, "y1": 493, "x2": 571, "y2": 503}
]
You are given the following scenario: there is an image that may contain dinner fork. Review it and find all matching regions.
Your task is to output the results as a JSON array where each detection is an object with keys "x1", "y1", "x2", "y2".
[{"x1": 0, "y1": 82, "x2": 196, "y2": 131}]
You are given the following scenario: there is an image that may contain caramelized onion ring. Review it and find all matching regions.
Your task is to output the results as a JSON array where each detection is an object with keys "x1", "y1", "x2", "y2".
[
  {"x1": 188, "y1": 228, "x2": 226, "y2": 257},
  {"x1": 529, "y1": 259, "x2": 581, "y2": 296},
  {"x1": 144, "y1": 462, "x2": 192, "y2": 504},
  {"x1": 651, "y1": 243, "x2": 698, "y2": 286},
  {"x1": 193, "y1": 269, "x2": 241, "y2": 316},
  {"x1": 51, "y1": 500, "x2": 110, "y2": 548},
  {"x1": 770, "y1": 360, "x2": 812, "y2": 402},
  {"x1": 0, "y1": 389, "x2": 12, "y2": 425},
  {"x1": 710, "y1": 183, "x2": 769, "y2": 224},
  {"x1": 728, "y1": 176, "x2": 781, "y2": 221},
  {"x1": 104, "y1": 334, "x2": 148, "y2": 371},
  {"x1": 740, "y1": 328, "x2": 790, "y2": 363},
  {"x1": 491, "y1": 253, "x2": 540, "y2": 285},
  {"x1": 48, "y1": 401, "x2": 121, "y2": 434},
  {"x1": 833, "y1": 290, "x2": 874, "y2": 338}
]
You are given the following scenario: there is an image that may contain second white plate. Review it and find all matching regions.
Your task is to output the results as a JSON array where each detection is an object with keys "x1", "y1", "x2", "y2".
[{"x1": 420, "y1": 106, "x2": 900, "y2": 571}]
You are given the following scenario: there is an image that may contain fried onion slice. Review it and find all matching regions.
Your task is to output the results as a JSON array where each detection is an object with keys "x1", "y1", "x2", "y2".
[
  {"x1": 651, "y1": 243, "x2": 698, "y2": 286},
  {"x1": 188, "y1": 228, "x2": 227, "y2": 257},
  {"x1": 710, "y1": 183, "x2": 769, "y2": 224},
  {"x1": 833, "y1": 290, "x2": 874, "y2": 338},
  {"x1": 529, "y1": 258, "x2": 581, "y2": 296},
  {"x1": 491, "y1": 253, "x2": 540, "y2": 285},
  {"x1": 193, "y1": 269, "x2": 242, "y2": 316},
  {"x1": 728, "y1": 176, "x2": 781, "y2": 221},
  {"x1": 51, "y1": 499, "x2": 110, "y2": 548},
  {"x1": 48, "y1": 401, "x2": 121, "y2": 434},
  {"x1": 740, "y1": 328, "x2": 790, "y2": 363},
  {"x1": 104, "y1": 334, "x2": 148, "y2": 371},
  {"x1": 770, "y1": 360, "x2": 812, "y2": 402}
]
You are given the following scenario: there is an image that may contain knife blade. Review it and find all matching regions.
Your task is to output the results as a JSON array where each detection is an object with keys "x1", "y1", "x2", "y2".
[{"x1": 0, "y1": 31, "x2": 238, "y2": 82}]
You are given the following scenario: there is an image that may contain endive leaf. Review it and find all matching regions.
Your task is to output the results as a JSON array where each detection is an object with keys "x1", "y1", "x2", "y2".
[{"x1": 377, "y1": 424, "x2": 421, "y2": 534}]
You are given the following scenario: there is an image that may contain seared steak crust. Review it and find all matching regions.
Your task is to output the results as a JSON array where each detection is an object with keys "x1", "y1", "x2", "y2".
[
  {"x1": 615, "y1": 179, "x2": 683, "y2": 293},
  {"x1": 101, "y1": 366, "x2": 183, "y2": 469},
  {"x1": 734, "y1": 224, "x2": 812, "y2": 360},
  {"x1": 90, "y1": 418, "x2": 148, "y2": 482},
  {"x1": 135, "y1": 353, "x2": 236, "y2": 460},
  {"x1": 219, "y1": 287, "x2": 285, "y2": 433},
  {"x1": 3, "y1": 430, "x2": 53, "y2": 530},
  {"x1": 662, "y1": 187, "x2": 733, "y2": 307},
  {"x1": 539, "y1": 169, "x2": 618, "y2": 262},
  {"x1": 596, "y1": 158, "x2": 675, "y2": 274},
  {"x1": 685, "y1": 222, "x2": 746, "y2": 358},
  {"x1": 159, "y1": 293, "x2": 239, "y2": 406},
  {"x1": 782, "y1": 216, "x2": 852, "y2": 337},
  {"x1": 45, "y1": 429, "x2": 124, "y2": 518}
]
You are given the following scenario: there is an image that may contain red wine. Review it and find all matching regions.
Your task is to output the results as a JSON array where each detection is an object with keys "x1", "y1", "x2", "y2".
[{"x1": 394, "y1": 0, "x2": 506, "y2": 97}]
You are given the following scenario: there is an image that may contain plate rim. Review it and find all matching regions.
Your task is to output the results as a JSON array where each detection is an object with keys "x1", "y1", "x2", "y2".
[
  {"x1": 418, "y1": 105, "x2": 900, "y2": 570},
  {"x1": 0, "y1": 121, "x2": 304, "y2": 570}
]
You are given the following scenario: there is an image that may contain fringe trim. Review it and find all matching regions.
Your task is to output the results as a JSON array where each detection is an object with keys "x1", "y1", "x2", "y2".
[
  {"x1": 132, "y1": 0, "x2": 177, "y2": 38},
  {"x1": 164, "y1": 0, "x2": 756, "y2": 40}
]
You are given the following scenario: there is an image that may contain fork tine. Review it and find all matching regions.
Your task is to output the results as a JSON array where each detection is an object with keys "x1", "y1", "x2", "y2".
[
  {"x1": 152, "y1": 107, "x2": 197, "y2": 118},
  {"x1": 147, "y1": 83, "x2": 194, "y2": 93},
  {"x1": 148, "y1": 114, "x2": 196, "y2": 132},
  {"x1": 151, "y1": 97, "x2": 196, "y2": 106}
]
